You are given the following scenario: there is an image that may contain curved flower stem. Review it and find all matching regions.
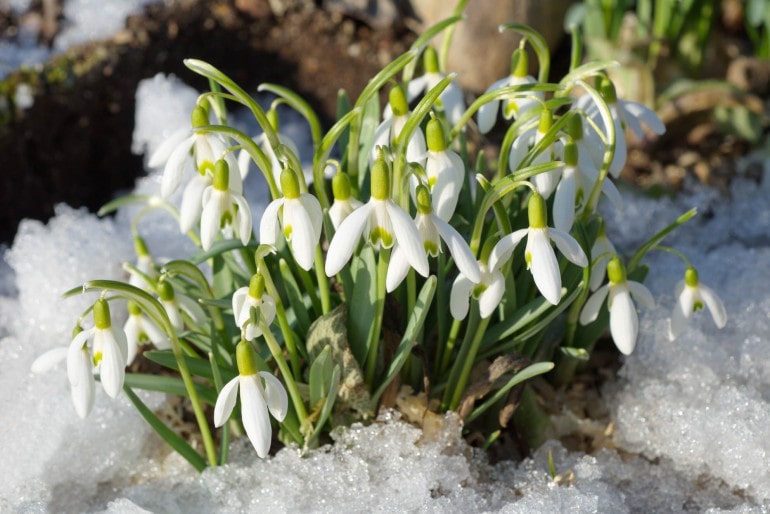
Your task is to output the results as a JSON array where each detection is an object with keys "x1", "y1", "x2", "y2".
[
  {"x1": 257, "y1": 259, "x2": 302, "y2": 380},
  {"x1": 314, "y1": 246, "x2": 332, "y2": 314},
  {"x1": 365, "y1": 247, "x2": 391, "y2": 387},
  {"x1": 259, "y1": 319, "x2": 308, "y2": 425},
  {"x1": 448, "y1": 314, "x2": 490, "y2": 410}
]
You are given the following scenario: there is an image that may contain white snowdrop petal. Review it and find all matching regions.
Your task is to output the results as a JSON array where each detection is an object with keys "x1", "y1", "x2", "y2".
[
  {"x1": 479, "y1": 271, "x2": 506, "y2": 319},
  {"x1": 31, "y1": 347, "x2": 68, "y2": 374},
  {"x1": 450, "y1": 274, "x2": 475, "y2": 320},
  {"x1": 233, "y1": 194, "x2": 253, "y2": 247},
  {"x1": 609, "y1": 287, "x2": 638, "y2": 355},
  {"x1": 508, "y1": 127, "x2": 534, "y2": 172},
  {"x1": 622, "y1": 100, "x2": 666, "y2": 135},
  {"x1": 386, "y1": 244, "x2": 411, "y2": 292},
  {"x1": 628, "y1": 281, "x2": 655, "y2": 309},
  {"x1": 406, "y1": 75, "x2": 429, "y2": 101},
  {"x1": 700, "y1": 284, "x2": 727, "y2": 329},
  {"x1": 433, "y1": 216, "x2": 480, "y2": 283},
  {"x1": 580, "y1": 284, "x2": 610, "y2": 325},
  {"x1": 160, "y1": 136, "x2": 194, "y2": 198},
  {"x1": 549, "y1": 228, "x2": 588, "y2": 268},
  {"x1": 67, "y1": 330, "x2": 93, "y2": 386},
  {"x1": 429, "y1": 151, "x2": 465, "y2": 222},
  {"x1": 668, "y1": 298, "x2": 689, "y2": 341},
  {"x1": 259, "y1": 199, "x2": 284, "y2": 248},
  {"x1": 70, "y1": 368, "x2": 95, "y2": 419},
  {"x1": 477, "y1": 77, "x2": 508, "y2": 134},
  {"x1": 600, "y1": 176, "x2": 624, "y2": 212},
  {"x1": 369, "y1": 118, "x2": 393, "y2": 163},
  {"x1": 300, "y1": 194, "x2": 324, "y2": 243},
  {"x1": 553, "y1": 168, "x2": 576, "y2": 232},
  {"x1": 180, "y1": 175, "x2": 209, "y2": 234},
  {"x1": 199, "y1": 191, "x2": 222, "y2": 251},
  {"x1": 386, "y1": 201, "x2": 429, "y2": 277},
  {"x1": 240, "y1": 377, "x2": 272, "y2": 458},
  {"x1": 260, "y1": 372, "x2": 289, "y2": 422},
  {"x1": 214, "y1": 376, "x2": 240, "y2": 427},
  {"x1": 177, "y1": 294, "x2": 207, "y2": 326},
  {"x1": 283, "y1": 199, "x2": 317, "y2": 271},
  {"x1": 489, "y1": 228, "x2": 529, "y2": 272},
  {"x1": 98, "y1": 330, "x2": 126, "y2": 398},
  {"x1": 326, "y1": 203, "x2": 372, "y2": 276},
  {"x1": 148, "y1": 128, "x2": 190, "y2": 168},
  {"x1": 527, "y1": 230, "x2": 562, "y2": 305}
]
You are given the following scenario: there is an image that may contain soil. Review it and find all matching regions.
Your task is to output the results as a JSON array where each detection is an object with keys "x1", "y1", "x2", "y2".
[{"x1": 0, "y1": 0, "x2": 413, "y2": 243}]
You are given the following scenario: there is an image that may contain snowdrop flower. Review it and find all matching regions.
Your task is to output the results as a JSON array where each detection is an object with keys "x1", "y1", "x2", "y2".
[
  {"x1": 508, "y1": 111, "x2": 562, "y2": 199},
  {"x1": 387, "y1": 186, "x2": 480, "y2": 292},
  {"x1": 329, "y1": 171, "x2": 363, "y2": 230},
  {"x1": 149, "y1": 105, "x2": 241, "y2": 198},
  {"x1": 450, "y1": 239, "x2": 504, "y2": 320},
  {"x1": 325, "y1": 157, "x2": 429, "y2": 277},
  {"x1": 477, "y1": 48, "x2": 543, "y2": 134},
  {"x1": 67, "y1": 299, "x2": 128, "y2": 418},
  {"x1": 668, "y1": 267, "x2": 727, "y2": 341},
  {"x1": 370, "y1": 84, "x2": 427, "y2": 165},
  {"x1": 552, "y1": 140, "x2": 622, "y2": 233},
  {"x1": 578, "y1": 78, "x2": 666, "y2": 178},
  {"x1": 232, "y1": 275, "x2": 277, "y2": 341},
  {"x1": 200, "y1": 160, "x2": 252, "y2": 251},
  {"x1": 127, "y1": 235, "x2": 159, "y2": 292},
  {"x1": 214, "y1": 340, "x2": 288, "y2": 458},
  {"x1": 260, "y1": 167, "x2": 323, "y2": 271},
  {"x1": 416, "y1": 117, "x2": 465, "y2": 221},
  {"x1": 490, "y1": 192, "x2": 588, "y2": 305},
  {"x1": 588, "y1": 225, "x2": 616, "y2": 292},
  {"x1": 580, "y1": 257, "x2": 655, "y2": 355},
  {"x1": 405, "y1": 46, "x2": 464, "y2": 127},
  {"x1": 158, "y1": 281, "x2": 206, "y2": 333},
  {"x1": 124, "y1": 301, "x2": 170, "y2": 364}
]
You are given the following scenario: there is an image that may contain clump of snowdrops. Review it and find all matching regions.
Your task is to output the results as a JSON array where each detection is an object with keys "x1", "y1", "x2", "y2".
[{"x1": 32, "y1": 16, "x2": 726, "y2": 470}]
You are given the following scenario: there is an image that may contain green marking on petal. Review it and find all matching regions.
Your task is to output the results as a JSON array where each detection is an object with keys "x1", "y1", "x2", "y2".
[
  {"x1": 370, "y1": 226, "x2": 393, "y2": 247},
  {"x1": 283, "y1": 224, "x2": 293, "y2": 241},
  {"x1": 473, "y1": 283, "x2": 487, "y2": 298},
  {"x1": 693, "y1": 301, "x2": 704, "y2": 312},
  {"x1": 93, "y1": 351, "x2": 103, "y2": 366},
  {"x1": 424, "y1": 241, "x2": 440, "y2": 255}
]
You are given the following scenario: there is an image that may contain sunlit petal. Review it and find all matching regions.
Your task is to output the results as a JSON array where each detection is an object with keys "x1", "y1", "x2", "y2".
[
  {"x1": 479, "y1": 270, "x2": 505, "y2": 318},
  {"x1": 386, "y1": 244, "x2": 411, "y2": 292},
  {"x1": 386, "y1": 201, "x2": 429, "y2": 277},
  {"x1": 700, "y1": 284, "x2": 727, "y2": 329},
  {"x1": 580, "y1": 284, "x2": 609, "y2": 325},
  {"x1": 214, "y1": 376, "x2": 240, "y2": 427},
  {"x1": 240, "y1": 376, "x2": 272, "y2": 458},
  {"x1": 450, "y1": 274, "x2": 475, "y2": 320},
  {"x1": 477, "y1": 77, "x2": 508, "y2": 134},
  {"x1": 628, "y1": 281, "x2": 655, "y2": 309},
  {"x1": 489, "y1": 228, "x2": 528, "y2": 272},
  {"x1": 259, "y1": 372, "x2": 288, "y2": 422},
  {"x1": 527, "y1": 229, "x2": 562, "y2": 305},
  {"x1": 433, "y1": 215, "x2": 480, "y2": 283},
  {"x1": 325, "y1": 203, "x2": 373, "y2": 276},
  {"x1": 549, "y1": 228, "x2": 588, "y2": 267},
  {"x1": 259, "y1": 199, "x2": 284, "y2": 248},
  {"x1": 609, "y1": 286, "x2": 638, "y2": 355}
]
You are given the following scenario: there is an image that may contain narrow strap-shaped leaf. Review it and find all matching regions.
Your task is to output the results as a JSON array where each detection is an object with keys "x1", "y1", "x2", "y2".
[
  {"x1": 279, "y1": 259, "x2": 312, "y2": 338},
  {"x1": 123, "y1": 385, "x2": 207, "y2": 471},
  {"x1": 371, "y1": 276, "x2": 437, "y2": 403},
  {"x1": 124, "y1": 373, "x2": 218, "y2": 405}
]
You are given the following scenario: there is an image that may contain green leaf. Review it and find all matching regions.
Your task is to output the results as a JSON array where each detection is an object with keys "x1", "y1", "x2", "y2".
[
  {"x1": 357, "y1": 95, "x2": 380, "y2": 192},
  {"x1": 161, "y1": 260, "x2": 214, "y2": 298},
  {"x1": 144, "y1": 350, "x2": 237, "y2": 381},
  {"x1": 465, "y1": 361, "x2": 554, "y2": 424},
  {"x1": 372, "y1": 276, "x2": 436, "y2": 403},
  {"x1": 189, "y1": 238, "x2": 257, "y2": 265},
  {"x1": 628, "y1": 209, "x2": 696, "y2": 272},
  {"x1": 258, "y1": 83, "x2": 322, "y2": 150},
  {"x1": 279, "y1": 258, "x2": 311, "y2": 338},
  {"x1": 306, "y1": 363, "x2": 341, "y2": 449},
  {"x1": 123, "y1": 386, "x2": 207, "y2": 471},
  {"x1": 124, "y1": 373, "x2": 218, "y2": 405},
  {"x1": 308, "y1": 346, "x2": 334, "y2": 407},
  {"x1": 559, "y1": 347, "x2": 590, "y2": 361},
  {"x1": 347, "y1": 246, "x2": 377, "y2": 366}
]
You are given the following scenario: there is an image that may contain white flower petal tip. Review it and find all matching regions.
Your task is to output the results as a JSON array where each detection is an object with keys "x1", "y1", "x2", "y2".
[{"x1": 214, "y1": 376, "x2": 240, "y2": 427}]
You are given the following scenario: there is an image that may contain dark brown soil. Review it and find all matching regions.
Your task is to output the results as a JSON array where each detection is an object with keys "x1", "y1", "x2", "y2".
[{"x1": 0, "y1": 0, "x2": 413, "y2": 243}]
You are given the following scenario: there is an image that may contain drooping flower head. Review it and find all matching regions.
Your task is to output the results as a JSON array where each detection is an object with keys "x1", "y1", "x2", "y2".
[
  {"x1": 508, "y1": 110, "x2": 563, "y2": 199},
  {"x1": 371, "y1": 83, "x2": 427, "y2": 166},
  {"x1": 490, "y1": 192, "x2": 588, "y2": 305},
  {"x1": 124, "y1": 301, "x2": 170, "y2": 365},
  {"x1": 668, "y1": 267, "x2": 727, "y2": 341},
  {"x1": 259, "y1": 167, "x2": 323, "y2": 271},
  {"x1": 387, "y1": 185, "x2": 480, "y2": 292},
  {"x1": 325, "y1": 157, "x2": 429, "y2": 278},
  {"x1": 450, "y1": 237, "x2": 505, "y2": 320},
  {"x1": 580, "y1": 257, "x2": 655, "y2": 355},
  {"x1": 232, "y1": 274, "x2": 277, "y2": 341},
  {"x1": 214, "y1": 340, "x2": 288, "y2": 458},
  {"x1": 157, "y1": 281, "x2": 206, "y2": 333},
  {"x1": 406, "y1": 46, "x2": 465, "y2": 127},
  {"x1": 419, "y1": 117, "x2": 465, "y2": 221},
  {"x1": 477, "y1": 48, "x2": 543, "y2": 134},
  {"x1": 200, "y1": 160, "x2": 253, "y2": 251},
  {"x1": 67, "y1": 298, "x2": 129, "y2": 418}
]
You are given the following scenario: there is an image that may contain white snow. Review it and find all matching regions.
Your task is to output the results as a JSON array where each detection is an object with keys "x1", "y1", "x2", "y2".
[{"x1": 1, "y1": 73, "x2": 769, "y2": 512}]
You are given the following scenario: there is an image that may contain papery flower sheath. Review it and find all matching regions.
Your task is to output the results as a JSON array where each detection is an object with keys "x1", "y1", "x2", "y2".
[
  {"x1": 214, "y1": 340, "x2": 288, "y2": 458},
  {"x1": 477, "y1": 48, "x2": 543, "y2": 134},
  {"x1": 668, "y1": 267, "x2": 727, "y2": 341},
  {"x1": 387, "y1": 186, "x2": 480, "y2": 292},
  {"x1": 259, "y1": 167, "x2": 323, "y2": 271},
  {"x1": 580, "y1": 257, "x2": 655, "y2": 355},
  {"x1": 232, "y1": 275, "x2": 277, "y2": 341},
  {"x1": 199, "y1": 160, "x2": 253, "y2": 251},
  {"x1": 325, "y1": 158, "x2": 429, "y2": 278},
  {"x1": 490, "y1": 192, "x2": 588, "y2": 305}
]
